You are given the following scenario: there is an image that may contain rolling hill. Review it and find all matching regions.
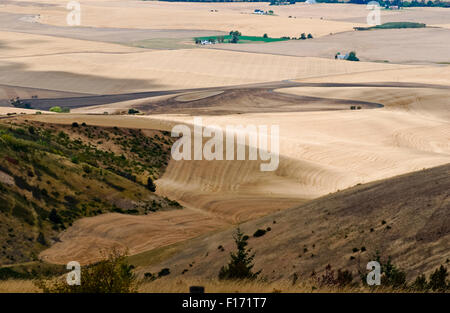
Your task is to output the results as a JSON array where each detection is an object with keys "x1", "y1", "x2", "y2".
[{"x1": 138, "y1": 163, "x2": 450, "y2": 282}]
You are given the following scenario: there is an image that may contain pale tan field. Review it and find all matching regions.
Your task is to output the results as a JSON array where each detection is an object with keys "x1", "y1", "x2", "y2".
[
  {"x1": 2, "y1": 1, "x2": 362, "y2": 38},
  {"x1": 1, "y1": 47, "x2": 402, "y2": 94},
  {"x1": 213, "y1": 28, "x2": 450, "y2": 64},
  {"x1": 0, "y1": 31, "x2": 139, "y2": 58},
  {"x1": 6, "y1": 1, "x2": 449, "y2": 37},
  {"x1": 299, "y1": 65, "x2": 450, "y2": 86},
  {"x1": 0, "y1": 107, "x2": 49, "y2": 115}
]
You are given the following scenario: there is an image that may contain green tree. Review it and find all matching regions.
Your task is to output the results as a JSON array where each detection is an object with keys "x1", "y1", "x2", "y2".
[
  {"x1": 411, "y1": 274, "x2": 428, "y2": 291},
  {"x1": 230, "y1": 34, "x2": 239, "y2": 44},
  {"x1": 300, "y1": 33, "x2": 306, "y2": 40},
  {"x1": 147, "y1": 177, "x2": 156, "y2": 192},
  {"x1": 218, "y1": 227, "x2": 260, "y2": 280},
  {"x1": 49, "y1": 209, "x2": 62, "y2": 225},
  {"x1": 428, "y1": 265, "x2": 448, "y2": 291},
  {"x1": 229, "y1": 30, "x2": 241, "y2": 44},
  {"x1": 347, "y1": 51, "x2": 360, "y2": 62},
  {"x1": 373, "y1": 251, "x2": 406, "y2": 288}
]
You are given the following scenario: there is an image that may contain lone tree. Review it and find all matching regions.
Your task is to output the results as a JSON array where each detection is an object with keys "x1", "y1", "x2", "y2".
[
  {"x1": 147, "y1": 177, "x2": 156, "y2": 192},
  {"x1": 218, "y1": 227, "x2": 260, "y2": 280},
  {"x1": 229, "y1": 30, "x2": 241, "y2": 44},
  {"x1": 347, "y1": 51, "x2": 360, "y2": 62}
]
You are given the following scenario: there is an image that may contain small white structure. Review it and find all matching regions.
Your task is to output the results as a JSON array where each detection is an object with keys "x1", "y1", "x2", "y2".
[
  {"x1": 305, "y1": 0, "x2": 316, "y2": 4},
  {"x1": 335, "y1": 53, "x2": 349, "y2": 60},
  {"x1": 254, "y1": 9, "x2": 264, "y2": 15}
]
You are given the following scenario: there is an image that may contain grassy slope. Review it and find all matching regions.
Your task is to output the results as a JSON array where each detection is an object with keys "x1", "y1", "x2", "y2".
[
  {"x1": 139, "y1": 164, "x2": 450, "y2": 282},
  {"x1": 0, "y1": 117, "x2": 181, "y2": 266}
]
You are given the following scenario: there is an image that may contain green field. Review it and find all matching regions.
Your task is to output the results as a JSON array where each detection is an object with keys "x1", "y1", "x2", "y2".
[
  {"x1": 194, "y1": 35, "x2": 289, "y2": 44},
  {"x1": 355, "y1": 22, "x2": 427, "y2": 31}
]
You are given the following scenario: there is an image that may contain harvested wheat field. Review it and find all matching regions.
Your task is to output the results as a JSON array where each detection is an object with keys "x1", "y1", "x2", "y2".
[
  {"x1": 1, "y1": 48, "x2": 402, "y2": 95},
  {"x1": 29, "y1": 75, "x2": 450, "y2": 265},
  {"x1": 40, "y1": 209, "x2": 229, "y2": 265}
]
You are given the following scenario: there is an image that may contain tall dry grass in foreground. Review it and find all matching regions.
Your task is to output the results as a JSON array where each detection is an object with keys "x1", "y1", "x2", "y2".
[
  {"x1": 0, "y1": 280, "x2": 39, "y2": 293},
  {"x1": 137, "y1": 278, "x2": 416, "y2": 293},
  {"x1": 0, "y1": 278, "x2": 441, "y2": 293}
]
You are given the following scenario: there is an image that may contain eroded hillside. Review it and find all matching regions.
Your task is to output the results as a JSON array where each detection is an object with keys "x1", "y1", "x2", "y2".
[{"x1": 0, "y1": 117, "x2": 181, "y2": 265}]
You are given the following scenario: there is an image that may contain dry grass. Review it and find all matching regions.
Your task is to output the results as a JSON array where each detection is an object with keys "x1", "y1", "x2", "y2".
[
  {"x1": 0, "y1": 280, "x2": 39, "y2": 293},
  {"x1": 137, "y1": 278, "x2": 417, "y2": 293},
  {"x1": 0, "y1": 278, "x2": 424, "y2": 293}
]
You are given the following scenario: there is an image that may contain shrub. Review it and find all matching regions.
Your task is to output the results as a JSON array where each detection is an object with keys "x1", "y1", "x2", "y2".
[
  {"x1": 128, "y1": 108, "x2": 140, "y2": 115},
  {"x1": 82, "y1": 164, "x2": 92, "y2": 174},
  {"x1": 347, "y1": 51, "x2": 360, "y2": 62},
  {"x1": 337, "y1": 269, "x2": 353, "y2": 287},
  {"x1": 371, "y1": 251, "x2": 406, "y2": 288},
  {"x1": 219, "y1": 227, "x2": 260, "y2": 280},
  {"x1": 263, "y1": 33, "x2": 268, "y2": 38},
  {"x1": 49, "y1": 209, "x2": 63, "y2": 224},
  {"x1": 314, "y1": 265, "x2": 353, "y2": 288},
  {"x1": 411, "y1": 274, "x2": 428, "y2": 291},
  {"x1": 36, "y1": 250, "x2": 136, "y2": 293},
  {"x1": 147, "y1": 177, "x2": 156, "y2": 192},
  {"x1": 144, "y1": 272, "x2": 156, "y2": 281},
  {"x1": 49, "y1": 106, "x2": 62, "y2": 113},
  {"x1": 307, "y1": 33, "x2": 313, "y2": 39},
  {"x1": 158, "y1": 268, "x2": 170, "y2": 277},
  {"x1": 428, "y1": 265, "x2": 448, "y2": 291},
  {"x1": 253, "y1": 229, "x2": 267, "y2": 237}
]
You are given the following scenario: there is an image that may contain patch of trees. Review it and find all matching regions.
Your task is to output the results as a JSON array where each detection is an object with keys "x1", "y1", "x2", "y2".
[{"x1": 229, "y1": 30, "x2": 242, "y2": 44}]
